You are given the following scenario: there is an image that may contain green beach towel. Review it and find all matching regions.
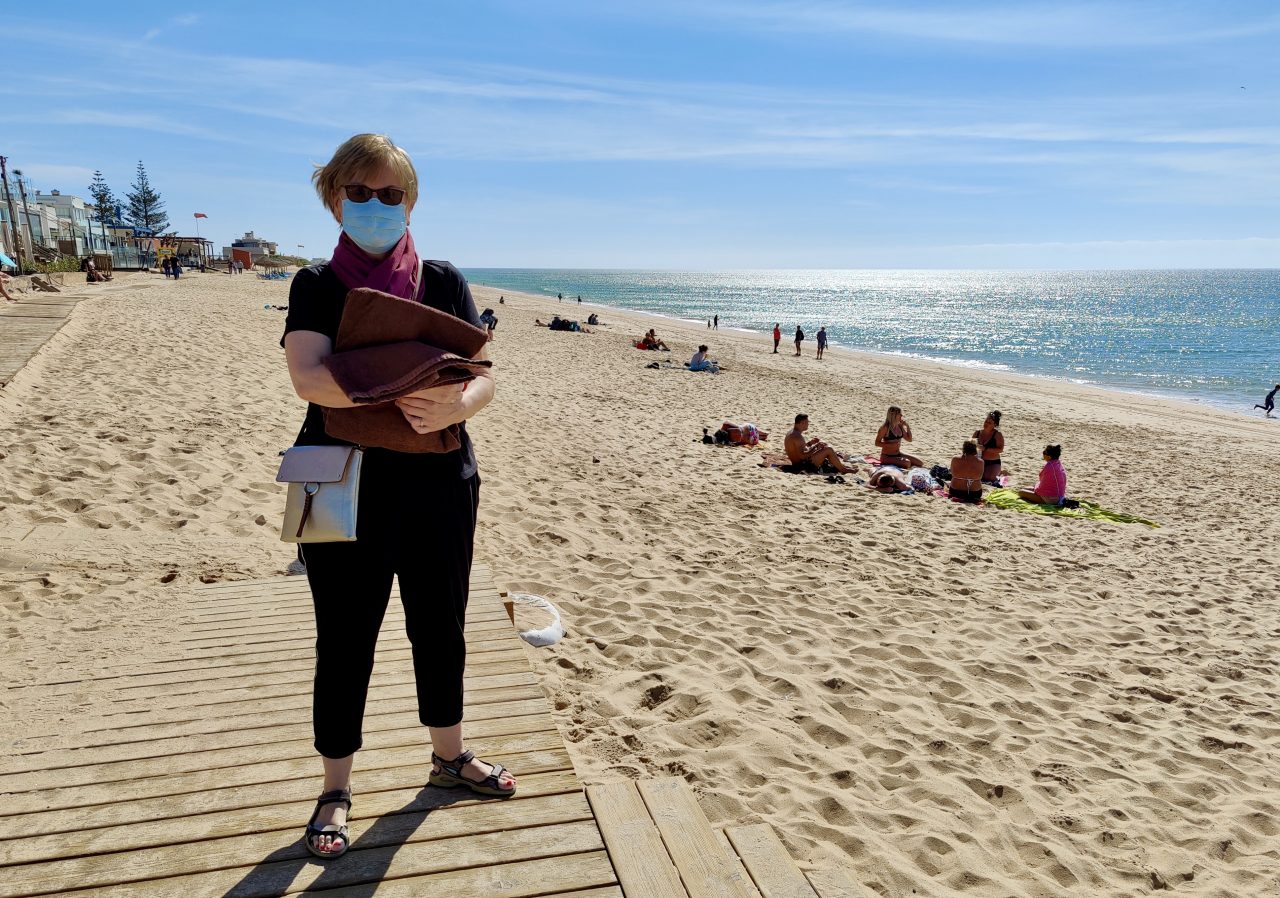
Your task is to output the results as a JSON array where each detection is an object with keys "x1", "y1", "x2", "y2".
[{"x1": 984, "y1": 488, "x2": 1160, "y2": 528}]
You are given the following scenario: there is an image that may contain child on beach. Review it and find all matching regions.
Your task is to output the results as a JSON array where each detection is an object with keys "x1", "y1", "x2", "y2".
[
  {"x1": 1255, "y1": 384, "x2": 1278, "y2": 417},
  {"x1": 1018, "y1": 444, "x2": 1067, "y2": 504}
]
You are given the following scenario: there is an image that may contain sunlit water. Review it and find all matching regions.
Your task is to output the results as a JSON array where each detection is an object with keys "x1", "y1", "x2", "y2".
[{"x1": 463, "y1": 269, "x2": 1280, "y2": 414}]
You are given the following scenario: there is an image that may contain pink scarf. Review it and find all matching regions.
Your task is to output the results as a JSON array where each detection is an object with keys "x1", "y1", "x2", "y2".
[{"x1": 328, "y1": 231, "x2": 421, "y2": 301}]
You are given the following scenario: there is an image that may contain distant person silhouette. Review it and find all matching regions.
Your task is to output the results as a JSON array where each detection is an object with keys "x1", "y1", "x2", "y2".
[{"x1": 1256, "y1": 384, "x2": 1279, "y2": 417}]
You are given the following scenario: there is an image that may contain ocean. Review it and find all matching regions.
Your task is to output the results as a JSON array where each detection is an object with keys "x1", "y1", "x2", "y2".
[{"x1": 462, "y1": 269, "x2": 1280, "y2": 415}]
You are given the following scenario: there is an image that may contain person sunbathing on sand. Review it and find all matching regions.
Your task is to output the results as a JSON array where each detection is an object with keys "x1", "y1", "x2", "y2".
[
  {"x1": 949, "y1": 440, "x2": 985, "y2": 503},
  {"x1": 875, "y1": 406, "x2": 923, "y2": 468},
  {"x1": 868, "y1": 465, "x2": 911, "y2": 493},
  {"x1": 785, "y1": 414, "x2": 856, "y2": 474},
  {"x1": 1018, "y1": 444, "x2": 1067, "y2": 505}
]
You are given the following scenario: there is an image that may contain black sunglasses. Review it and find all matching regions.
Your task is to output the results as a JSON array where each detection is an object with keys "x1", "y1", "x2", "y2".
[{"x1": 343, "y1": 184, "x2": 406, "y2": 206}]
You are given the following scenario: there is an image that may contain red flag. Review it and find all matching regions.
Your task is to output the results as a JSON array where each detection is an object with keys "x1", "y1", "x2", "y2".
[{"x1": 193, "y1": 212, "x2": 208, "y2": 219}]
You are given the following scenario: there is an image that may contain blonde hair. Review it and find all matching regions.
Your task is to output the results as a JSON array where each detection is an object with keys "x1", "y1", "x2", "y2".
[{"x1": 312, "y1": 133, "x2": 419, "y2": 219}]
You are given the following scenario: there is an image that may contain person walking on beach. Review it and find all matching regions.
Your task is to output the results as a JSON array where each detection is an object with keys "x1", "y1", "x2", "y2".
[
  {"x1": 772, "y1": 323, "x2": 781, "y2": 353},
  {"x1": 0, "y1": 271, "x2": 15, "y2": 302},
  {"x1": 1255, "y1": 384, "x2": 1278, "y2": 417},
  {"x1": 282, "y1": 133, "x2": 511, "y2": 860},
  {"x1": 161, "y1": 257, "x2": 171, "y2": 278},
  {"x1": 713, "y1": 314, "x2": 718, "y2": 329},
  {"x1": 815, "y1": 326, "x2": 828, "y2": 359},
  {"x1": 557, "y1": 292, "x2": 562, "y2": 301},
  {"x1": 794, "y1": 325, "x2": 804, "y2": 356},
  {"x1": 785, "y1": 414, "x2": 856, "y2": 474}
]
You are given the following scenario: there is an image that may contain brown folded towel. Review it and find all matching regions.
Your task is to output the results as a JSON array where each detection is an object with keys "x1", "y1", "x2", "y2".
[{"x1": 321, "y1": 288, "x2": 492, "y2": 453}]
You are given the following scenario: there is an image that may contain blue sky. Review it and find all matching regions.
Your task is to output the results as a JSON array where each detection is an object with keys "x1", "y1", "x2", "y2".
[{"x1": 4, "y1": 2, "x2": 1277, "y2": 267}]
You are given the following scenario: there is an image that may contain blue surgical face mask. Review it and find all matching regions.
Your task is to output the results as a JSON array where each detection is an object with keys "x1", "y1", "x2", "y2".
[{"x1": 341, "y1": 197, "x2": 407, "y2": 254}]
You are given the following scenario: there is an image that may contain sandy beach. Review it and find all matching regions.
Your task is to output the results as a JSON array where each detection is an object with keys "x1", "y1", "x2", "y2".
[{"x1": 2, "y1": 271, "x2": 1277, "y2": 897}]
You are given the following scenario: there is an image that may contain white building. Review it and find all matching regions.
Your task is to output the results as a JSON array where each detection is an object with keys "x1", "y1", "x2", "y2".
[
  {"x1": 222, "y1": 230, "x2": 279, "y2": 260},
  {"x1": 32, "y1": 190, "x2": 95, "y2": 256}
]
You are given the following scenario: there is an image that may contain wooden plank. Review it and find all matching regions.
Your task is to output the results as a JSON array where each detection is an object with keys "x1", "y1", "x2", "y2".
[
  {"x1": 89, "y1": 670, "x2": 539, "y2": 726},
  {"x1": 16, "y1": 635, "x2": 523, "y2": 696},
  {"x1": 726, "y1": 824, "x2": 820, "y2": 898},
  {"x1": 62, "y1": 821, "x2": 607, "y2": 898},
  {"x1": 289, "y1": 851, "x2": 617, "y2": 898},
  {"x1": 804, "y1": 869, "x2": 870, "y2": 898},
  {"x1": 0, "y1": 769, "x2": 582, "y2": 869},
  {"x1": 1, "y1": 790, "x2": 596, "y2": 897},
  {"x1": 638, "y1": 777, "x2": 759, "y2": 898},
  {"x1": 717, "y1": 828, "x2": 763, "y2": 898},
  {"x1": 0, "y1": 713, "x2": 558, "y2": 796},
  {"x1": 23, "y1": 643, "x2": 528, "y2": 703},
  {"x1": 12, "y1": 678, "x2": 543, "y2": 752},
  {"x1": 12, "y1": 634, "x2": 521, "y2": 695},
  {"x1": 586, "y1": 781, "x2": 688, "y2": 898},
  {"x1": 7, "y1": 745, "x2": 574, "y2": 842},
  {"x1": 7, "y1": 730, "x2": 565, "y2": 815},
  {"x1": 1, "y1": 696, "x2": 550, "y2": 775}
]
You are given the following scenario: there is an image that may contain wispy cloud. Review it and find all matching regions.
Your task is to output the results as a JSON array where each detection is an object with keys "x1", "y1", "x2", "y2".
[{"x1": 634, "y1": 1, "x2": 1280, "y2": 48}]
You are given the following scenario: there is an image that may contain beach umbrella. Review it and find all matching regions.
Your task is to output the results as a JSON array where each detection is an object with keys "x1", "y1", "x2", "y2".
[{"x1": 255, "y1": 256, "x2": 288, "y2": 268}]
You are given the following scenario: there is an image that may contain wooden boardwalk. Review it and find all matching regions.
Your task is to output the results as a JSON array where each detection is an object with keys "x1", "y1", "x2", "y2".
[
  {"x1": 0, "y1": 275, "x2": 154, "y2": 388},
  {"x1": 0, "y1": 566, "x2": 861, "y2": 897}
]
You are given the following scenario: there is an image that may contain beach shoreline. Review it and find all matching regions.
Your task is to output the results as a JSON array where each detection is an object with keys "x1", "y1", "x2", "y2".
[
  {"x1": 2, "y1": 273, "x2": 1277, "y2": 896},
  {"x1": 467, "y1": 268, "x2": 1280, "y2": 420},
  {"x1": 470, "y1": 280, "x2": 1277, "y2": 423}
]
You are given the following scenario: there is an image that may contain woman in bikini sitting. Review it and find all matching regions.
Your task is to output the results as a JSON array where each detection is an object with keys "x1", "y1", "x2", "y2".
[
  {"x1": 949, "y1": 440, "x2": 985, "y2": 503},
  {"x1": 874, "y1": 406, "x2": 922, "y2": 468},
  {"x1": 973, "y1": 410, "x2": 1004, "y2": 483}
]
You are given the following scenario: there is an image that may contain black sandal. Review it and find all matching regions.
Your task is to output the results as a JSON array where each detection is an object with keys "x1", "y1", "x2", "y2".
[
  {"x1": 304, "y1": 787, "x2": 352, "y2": 859},
  {"x1": 429, "y1": 749, "x2": 517, "y2": 798}
]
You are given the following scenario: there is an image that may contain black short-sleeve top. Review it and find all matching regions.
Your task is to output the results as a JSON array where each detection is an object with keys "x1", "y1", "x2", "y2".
[{"x1": 281, "y1": 260, "x2": 483, "y2": 479}]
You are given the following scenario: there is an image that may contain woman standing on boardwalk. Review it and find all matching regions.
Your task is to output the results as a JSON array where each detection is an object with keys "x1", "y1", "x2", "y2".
[{"x1": 282, "y1": 133, "x2": 513, "y2": 860}]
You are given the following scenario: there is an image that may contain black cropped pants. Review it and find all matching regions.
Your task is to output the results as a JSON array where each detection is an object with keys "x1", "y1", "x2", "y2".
[{"x1": 301, "y1": 450, "x2": 479, "y2": 759}]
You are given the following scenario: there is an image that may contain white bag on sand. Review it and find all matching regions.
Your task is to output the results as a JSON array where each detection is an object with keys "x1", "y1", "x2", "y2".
[{"x1": 507, "y1": 593, "x2": 565, "y2": 647}]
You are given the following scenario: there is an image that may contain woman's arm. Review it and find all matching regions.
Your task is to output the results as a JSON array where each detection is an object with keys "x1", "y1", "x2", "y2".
[
  {"x1": 283, "y1": 331, "x2": 360, "y2": 409},
  {"x1": 874, "y1": 425, "x2": 887, "y2": 448},
  {"x1": 395, "y1": 343, "x2": 495, "y2": 433},
  {"x1": 901, "y1": 423, "x2": 913, "y2": 442}
]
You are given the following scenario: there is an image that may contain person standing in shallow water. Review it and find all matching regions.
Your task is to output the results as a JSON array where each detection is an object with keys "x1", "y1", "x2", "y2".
[
  {"x1": 282, "y1": 133, "x2": 513, "y2": 861},
  {"x1": 815, "y1": 326, "x2": 827, "y2": 359}
]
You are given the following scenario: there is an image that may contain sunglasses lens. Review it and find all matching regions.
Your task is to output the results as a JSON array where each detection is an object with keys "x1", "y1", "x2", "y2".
[{"x1": 344, "y1": 185, "x2": 405, "y2": 205}]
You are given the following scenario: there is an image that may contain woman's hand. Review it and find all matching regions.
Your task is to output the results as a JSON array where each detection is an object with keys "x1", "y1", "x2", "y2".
[{"x1": 395, "y1": 382, "x2": 467, "y2": 434}]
